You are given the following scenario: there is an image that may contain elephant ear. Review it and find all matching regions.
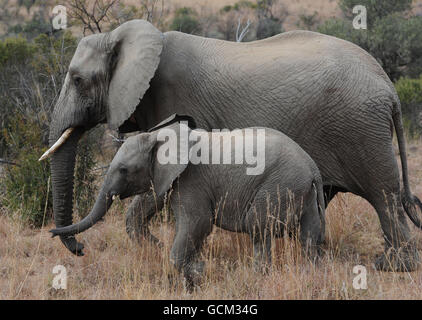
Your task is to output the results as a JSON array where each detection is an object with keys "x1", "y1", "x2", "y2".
[
  {"x1": 108, "y1": 20, "x2": 163, "y2": 130},
  {"x1": 147, "y1": 122, "x2": 193, "y2": 197}
]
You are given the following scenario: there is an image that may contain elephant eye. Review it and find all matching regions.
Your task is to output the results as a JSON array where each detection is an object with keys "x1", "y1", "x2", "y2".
[
  {"x1": 119, "y1": 167, "x2": 128, "y2": 175},
  {"x1": 73, "y1": 76, "x2": 83, "y2": 87}
]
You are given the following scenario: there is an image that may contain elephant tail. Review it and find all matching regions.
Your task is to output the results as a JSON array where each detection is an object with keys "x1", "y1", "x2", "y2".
[
  {"x1": 392, "y1": 102, "x2": 422, "y2": 229},
  {"x1": 313, "y1": 177, "x2": 326, "y2": 244}
]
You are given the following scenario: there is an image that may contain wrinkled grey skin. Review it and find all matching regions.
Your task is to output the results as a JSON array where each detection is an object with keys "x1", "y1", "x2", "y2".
[
  {"x1": 50, "y1": 121, "x2": 325, "y2": 289},
  {"x1": 48, "y1": 19, "x2": 422, "y2": 271}
]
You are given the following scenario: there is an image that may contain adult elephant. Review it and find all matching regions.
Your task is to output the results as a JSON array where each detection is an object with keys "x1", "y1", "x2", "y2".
[{"x1": 44, "y1": 20, "x2": 422, "y2": 271}]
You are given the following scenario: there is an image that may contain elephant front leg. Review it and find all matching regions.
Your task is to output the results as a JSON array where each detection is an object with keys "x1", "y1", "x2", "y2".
[
  {"x1": 170, "y1": 214, "x2": 213, "y2": 292},
  {"x1": 125, "y1": 193, "x2": 163, "y2": 246}
]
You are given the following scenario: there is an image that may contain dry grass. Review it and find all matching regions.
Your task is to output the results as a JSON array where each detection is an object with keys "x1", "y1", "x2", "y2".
[{"x1": 1, "y1": 139, "x2": 422, "y2": 300}]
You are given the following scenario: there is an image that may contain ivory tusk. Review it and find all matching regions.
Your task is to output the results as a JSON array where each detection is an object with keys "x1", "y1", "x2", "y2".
[
  {"x1": 112, "y1": 195, "x2": 117, "y2": 201},
  {"x1": 38, "y1": 128, "x2": 75, "y2": 161}
]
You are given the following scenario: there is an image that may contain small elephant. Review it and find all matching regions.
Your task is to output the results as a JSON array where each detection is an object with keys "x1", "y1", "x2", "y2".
[{"x1": 51, "y1": 117, "x2": 325, "y2": 289}]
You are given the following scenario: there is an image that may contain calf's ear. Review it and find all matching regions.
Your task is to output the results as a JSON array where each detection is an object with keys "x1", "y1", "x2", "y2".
[{"x1": 145, "y1": 123, "x2": 192, "y2": 197}]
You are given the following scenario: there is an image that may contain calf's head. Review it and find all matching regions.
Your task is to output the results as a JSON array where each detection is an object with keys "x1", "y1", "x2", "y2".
[{"x1": 49, "y1": 118, "x2": 193, "y2": 241}]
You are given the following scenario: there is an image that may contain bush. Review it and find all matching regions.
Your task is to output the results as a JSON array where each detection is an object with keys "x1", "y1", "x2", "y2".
[
  {"x1": 1, "y1": 115, "x2": 52, "y2": 227},
  {"x1": 217, "y1": 1, "x2": 256, "y2": 41},
  {"x1": 0, "y1": 36, "x2": 35, "y2": 68},
  {"x1": 297, "y1": 11, "x2": 319, "y2": 31},
  {"x1": 0, "y1": 32, "x2": 77, "y2": 157},
  {"x1": 7, "y1": 15, "x2": 52, "y2": 39},
  {"x1": 395, "y1": 76, "x2": 422, "y2": 138},
  {"x1": 318, "y1": 0, "x2": 422, "y2": 81},
  {"x1": 0, "y1": 37, "x2": 36, "y2": 158},
  {"x1": 255, "y1": 0, "x2": 284, "y2": 40},
  {"x1": 0, "y1": 32, "x2": 99, "y2": 227},
  {"x1": 170, "y1": 7, "x2": 201, "y2": 34},
  {"x1": 256, "y1": 17, "x2": 282, "y2": 39},
  {"x1": 338, "y1": 0, "x2": 412, "y2": 24}
]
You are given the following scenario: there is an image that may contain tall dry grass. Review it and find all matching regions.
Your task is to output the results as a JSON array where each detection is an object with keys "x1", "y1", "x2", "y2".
[{"x1": 1, "y1": 139, "x2": 422, "y2": 300}]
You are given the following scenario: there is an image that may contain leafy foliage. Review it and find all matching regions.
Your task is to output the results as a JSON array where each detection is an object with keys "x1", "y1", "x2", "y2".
[
  {"x1": 255, "y1": 0, "x2": 283, "y2": 39},
  {"x1": 216, "y1": 0, "x2": 284, "y2": 41},
  {"x1": 297, "y1": 11, "x2": 319, "y2": 31},
  {"x1": 0, "y1": 36, "x2": 35, "y2": 69},
  {"x1": 0, "y1": 31, "x2": 98, "y2": 226},
  {"x1": 395, "y1": 76, "x2": 422, "y2": 138},
  {"x1": 217, "y1": 1, "x2": 256, "y2": 41},
  {"x1": 7, "y1": 15, "x2": 52, "y2": 39},
  {"x1": 170, "y1": 7, "x2": 201, "y2": 34},
  {"x1": 318, "y1": 0, "x2": 422, "y2": 81},
  {"x1": 339, "y1": 0, "x2": 412, "y2": 24},
  {"x1": 256, "y1": 17, "x2": 282, "y2": 39},
  {"x1": 1, "y1": 115, "x2": 52, "y2": 227}
]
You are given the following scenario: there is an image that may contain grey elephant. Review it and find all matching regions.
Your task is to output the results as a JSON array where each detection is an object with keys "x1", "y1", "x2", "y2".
[
  {"x1": 42, "y1": 19, "x2": 422, "y2": 271},
  {"x1": 50, "y1": 118, "x2": 325, "y2": 289}
]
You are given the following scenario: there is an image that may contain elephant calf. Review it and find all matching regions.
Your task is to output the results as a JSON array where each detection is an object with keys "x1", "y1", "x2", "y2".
[{"x1": 50, "y1": 117, "x2": 325, "y2": 289}]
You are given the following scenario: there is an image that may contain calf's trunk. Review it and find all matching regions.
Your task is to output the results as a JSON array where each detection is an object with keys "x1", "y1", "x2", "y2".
[{"x1": 50, "y1": 185, "x2": 113, "y2": 238}]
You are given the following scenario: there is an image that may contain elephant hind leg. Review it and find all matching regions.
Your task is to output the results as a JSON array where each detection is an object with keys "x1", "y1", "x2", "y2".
[
  {"x1": 330, "y1": 113, "x2": 420, "y2": 271},
  {"x1": 367, "y1": 192, "x2": 419, "y2": 271},
  {"x1": 359, "y1": 153, "x2": 419, "y2": 271},
  {"x1": 298, "y1": 191, "x2": 324, "y2": 260}
]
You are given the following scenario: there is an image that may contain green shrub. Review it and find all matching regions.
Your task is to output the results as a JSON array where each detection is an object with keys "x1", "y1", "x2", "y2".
[
  {"x1": 0, "y1": 36, "x2": 35, "y2": 69},
  {"x1": 170, "y1": 7, "x2": 201, "y2": 34},
  {"x1": 0, "y1": 32, "x2": 98, "y2": 227},
  {"x1": 338, "y1": 0, "x2": 412, "y2": 24},
  {"x1": 256, "y1": 17, "x2": 282, "y2": 39},
  {"x1": 1, "y1": 115, "x2": 52, "y2": 227},
  {"x1": 8, "y1": 15, "x2": 52, "y2": 39},
  {"x1": 395, "y1": 76, "x2": 422, "y2": 138},
  {"x1": 318, "y1": 0, "x2": 422, "y2": 81},
  {"x1": 1, "y1": 113, "x2": 100, "y2": 226},
  {"x1": 255, "y1": 0, "x2": 283, "y2": 40},
  {"x1": 297, "y1": 11, "x2": 319, "y2": 31}
]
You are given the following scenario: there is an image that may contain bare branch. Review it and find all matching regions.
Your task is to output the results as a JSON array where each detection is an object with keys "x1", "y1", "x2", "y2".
[
  {"x1": 68, "y1": 0, "x2": 119, "y2": 35},
  {"x1": 0, "y1": 159, "x2": 19, "y2": 166},
  {"x1": 236, "y1": 18, "x2": 251, "y2": 42},
  {"x1": 139, "y1": 0, "x2": 166, "y2": 26}
]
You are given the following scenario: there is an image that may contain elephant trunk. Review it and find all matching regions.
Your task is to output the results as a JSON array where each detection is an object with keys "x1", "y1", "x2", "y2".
[
  {"x1": 49, "y1": 125, "x2": 84, "y2": 255},
  {"x1": 50, "y1": 185, "x2": 113, "y2": 238}
]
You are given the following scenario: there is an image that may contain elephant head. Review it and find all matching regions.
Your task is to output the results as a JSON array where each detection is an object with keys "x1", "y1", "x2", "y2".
[
  {"x1": 49, "y1": 117, "x2": 194, "y2": 239},
  {"x1": 43, "y1": 20, "x2": 163, "y2": 255}
]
